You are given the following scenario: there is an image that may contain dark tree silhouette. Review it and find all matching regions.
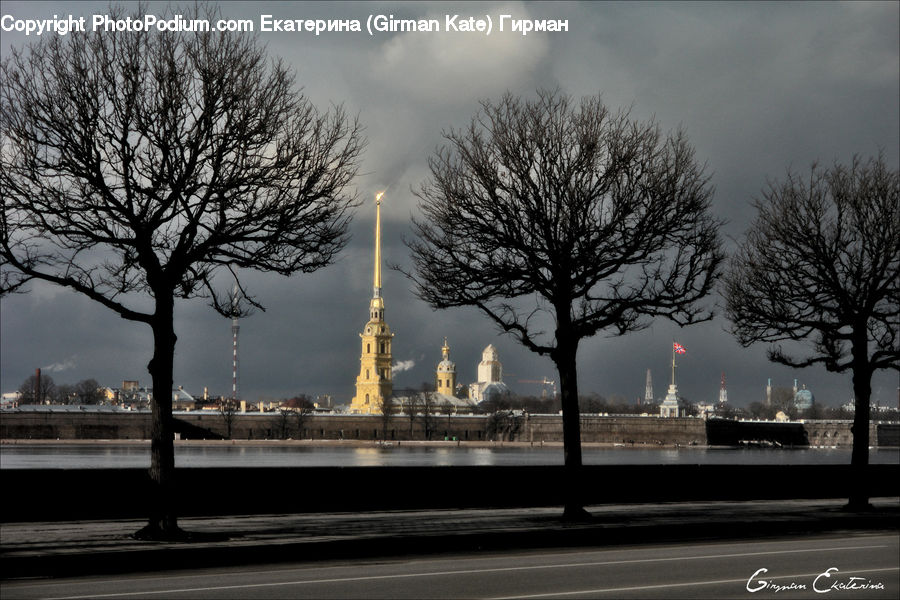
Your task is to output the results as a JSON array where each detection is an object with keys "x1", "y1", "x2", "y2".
[
  {"x1": 275, "y1": 407, "x2": 294, "y2": 440},
  {"x1": 379, "y1": 394, "x2": 397, "y2": 440},
  {"x1": 403, "y1": 394, "x2": 420, "y2": 438},
  {"x1": 0, "y1": 5, "x2": 363, "y2": 538},
  {"x1": 405, "y1": 90, "x2": 723, "y2": 518},
  {"x1": 219, "y1": 398, "x2": 239, "y2": 440},
  {"x1": 724, "y1": 155, "x2": 899, "y2": 509},
  {"x1": 283, "y1": 395, "x2": 315, "y2": 439},
  {"x1": 441, "y1": 400, "x2": 454, "y2": 431},
  {"x1": 17, "y1": 373, "x2": 55, "y2": 405},
  {"x1": 420, "y1": 391, "x2": 438, "y2": 440},
  {"x1": 74, "y1": 378, "x2": 104, "y2": 405}
]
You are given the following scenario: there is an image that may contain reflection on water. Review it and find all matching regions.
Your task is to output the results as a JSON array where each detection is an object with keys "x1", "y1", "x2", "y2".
[{"x1": 1, "y1": 443, "x2": 898, "y2": 469}]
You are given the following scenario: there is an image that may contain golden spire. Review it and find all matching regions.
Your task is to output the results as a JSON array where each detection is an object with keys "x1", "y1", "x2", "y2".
[{"x1": 373, "y1": 192, "x2": 384, "y2": 298}]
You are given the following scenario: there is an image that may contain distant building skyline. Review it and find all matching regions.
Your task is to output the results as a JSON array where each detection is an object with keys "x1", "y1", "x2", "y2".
[{"x1": 0, "y1": 1, "x2": 896, "y2": 410}]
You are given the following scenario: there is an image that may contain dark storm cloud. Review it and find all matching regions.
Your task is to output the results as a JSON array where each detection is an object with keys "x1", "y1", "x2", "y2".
[{"x1": 1, "y1": 1, "x2": 897, "y2": 408}]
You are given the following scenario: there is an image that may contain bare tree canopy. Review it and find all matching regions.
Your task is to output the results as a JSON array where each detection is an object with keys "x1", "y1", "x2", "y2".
[
  {"x1": 724, "y1": 155, "x2": 898, "y2": 372},
  {"x1": 723, "y1": 154, "x2": 899, "y2": 508},
  {"x1": 52, "y1": 378, "x2": 104, "y2": 405},
  {"x1": 1, "y1": 8, "x2": 362, "y2": 311},
  {"x1": 406, "y1": 89, "x2": 723, "y2": 517},
  {"x1": 17, "y1": 373, "x2": 55, "y2": 405},
  {"x1": 0, "y1": 4, "x2": 364, "y2": 537}
]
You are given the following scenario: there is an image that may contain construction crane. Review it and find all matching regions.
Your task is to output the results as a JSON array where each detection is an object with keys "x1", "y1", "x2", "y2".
[{"x1": 518, "y1": 377, "x2": 557, "y2": 398}]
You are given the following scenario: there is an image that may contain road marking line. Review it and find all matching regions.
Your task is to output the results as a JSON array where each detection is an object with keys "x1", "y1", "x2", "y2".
[
  {"x1": 490, "y1": 567, "x2": 900, "y2": 599},
  {"x1": 43, "y1": 544, "x2": 892, "y2": 599},
  {"x1": 19, "y1": 534, "x2": 895, "y2": 591}
]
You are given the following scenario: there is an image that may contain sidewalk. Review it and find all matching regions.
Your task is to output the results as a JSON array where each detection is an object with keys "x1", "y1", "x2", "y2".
[{"x1": 2, "y1": 498, "x2": 898, "y2": 579}]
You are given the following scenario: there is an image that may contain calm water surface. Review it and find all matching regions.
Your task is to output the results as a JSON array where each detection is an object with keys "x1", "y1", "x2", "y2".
[{"x1": 1, "y1": 443, "x2": 898, "y2": 469}]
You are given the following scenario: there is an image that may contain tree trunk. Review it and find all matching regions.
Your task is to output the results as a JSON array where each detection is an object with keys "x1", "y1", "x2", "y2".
[
  {"x1": 847, "y1": 333, "x2": 873, "y2": 510},
  {"x1": 553, "y1": 327, "x2": 588, "y2": 520},
  {"x1": 137, "y1": 293, "x2": 180, "y2": 539}
]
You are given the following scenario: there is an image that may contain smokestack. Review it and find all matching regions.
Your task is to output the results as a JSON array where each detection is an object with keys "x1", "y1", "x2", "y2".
[{"x1": 35, "y1": 368, "x2": 41, "y2": 404}]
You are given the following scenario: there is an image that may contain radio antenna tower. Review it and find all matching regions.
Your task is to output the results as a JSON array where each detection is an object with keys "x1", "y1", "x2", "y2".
[
  {"x1": 644, "y1": 368, "x2": 653, "y2": 405},
  {"x1": 231, "y1": 284, "x2": 240, "y2": 401}
]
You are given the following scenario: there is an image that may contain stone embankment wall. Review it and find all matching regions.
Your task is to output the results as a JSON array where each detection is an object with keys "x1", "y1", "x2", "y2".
[
  {"x1": 0, "y1": 412, "x2": 704, "y2": 444},
  {"x1": 527, "y1": 415, "x2": 706, "y2": 446},
  {"x1": 1, "y1": 410, "x2": 896, "y2": 447},
  {"x1": 0, "y1": 411, "x2": 153, "y2": 440},
  {"x1": 804, "y1": 420, "x2": 856, "y2": 447},
  {"x1": 5, "y1": 464, "x2": 900, "y2": 523}
]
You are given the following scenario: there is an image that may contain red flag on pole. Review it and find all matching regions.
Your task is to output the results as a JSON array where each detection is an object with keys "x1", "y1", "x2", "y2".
[{"x1": 673, "y1": 342, "x2": 686, "y2": 354}]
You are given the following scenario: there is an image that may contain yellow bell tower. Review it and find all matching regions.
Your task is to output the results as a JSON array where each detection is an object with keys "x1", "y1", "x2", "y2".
[
  {"x1": 351, "y1": 192, "x2": 393, "y2": 414},
  {"x1": 435, "y1": 338, "x2": 456, "y2": 396}
]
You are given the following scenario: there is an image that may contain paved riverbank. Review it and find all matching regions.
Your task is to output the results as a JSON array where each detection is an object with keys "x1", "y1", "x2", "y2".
[{"x1": 3, "y1": 498, "x2": 898, "y2": 580}]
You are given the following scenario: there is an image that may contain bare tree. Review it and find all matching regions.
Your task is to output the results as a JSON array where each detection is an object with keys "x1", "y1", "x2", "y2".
[
  {"x1": 770, "y1": 387, "x2": 799, "y2": 421},
  {"x1": 219, "y1": 398, "x2": 239, "y2": 440},
  {"x1": 724, "y1": 155, "x2": 899, "y2": 509},
  {"x1": 376, "y1": 395, "x2": 396, "y2": 440},
  {"x1": 75, "y1": 378, "x2": 103, "y2": 405},
  {"x1": 54, "y1": 383, "x2": 77, "y2": 405},
  {"x1": 274, "y1": 394, "x2": 315, "y2": 440},
  {"x1": 403, "y1": 394, "x2": 420, "y2": 438},
  {"x1": 275, "y1": 407, "x2": 294, "y2": 440},
  {"x1": 283, "y1": 395, "x2": 315, "y2": 439},
  {"x1": 0, "y1": 5, "x2": 363, "y2": 538},
  {"x1": 18, "y1": 373, "x2": 55, "y2": 405},
  {"x1": 420, "y1": 391, "x2": 438, "y2": 440},
  {"x1": 747, "y1": 402, "x2": 776, "y2": 420},
  {"x1": 405, "y1": 90, "x2": 722, "y2": 517},
  {"x1": 441, "y1": 400, "x2": 454, "y2": 431}
]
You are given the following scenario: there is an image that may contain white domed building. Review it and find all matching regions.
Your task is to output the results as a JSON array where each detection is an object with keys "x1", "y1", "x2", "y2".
[{"x1": 469, "y1": 344, "x2": 511, "y2": 404}]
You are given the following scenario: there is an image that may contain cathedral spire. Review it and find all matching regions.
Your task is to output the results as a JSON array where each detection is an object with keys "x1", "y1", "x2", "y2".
[
  {"x1": 373, "y1": 191, "x2": 384, "y2": 298},
  {"x1": 352, "y1": 192, "x2": 393, "y2": 414},
  {"x1": 369, "y1": 192, "x2": 386, "y2": 322}
]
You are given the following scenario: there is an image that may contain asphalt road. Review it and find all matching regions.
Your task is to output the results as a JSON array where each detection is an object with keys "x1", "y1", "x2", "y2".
[{"x1": 3, "y1": 533, "x2": 898, "y2": 600}]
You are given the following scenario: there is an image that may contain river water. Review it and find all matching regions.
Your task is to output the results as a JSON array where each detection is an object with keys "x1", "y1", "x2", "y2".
[{"x1": 1, "y1": 443, "x2": 898, "y2": 469}]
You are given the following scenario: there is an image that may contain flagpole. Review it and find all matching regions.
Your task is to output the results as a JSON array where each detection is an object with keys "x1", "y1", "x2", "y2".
[{"x1": 671, "y1": 341, "x2": 676, "y2": 387}]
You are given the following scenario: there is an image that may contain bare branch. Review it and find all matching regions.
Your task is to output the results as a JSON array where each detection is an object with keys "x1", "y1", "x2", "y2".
[
  {"x1": 0, "y1": 2, "x2": 364, "y2": 536},
  {"x1": 401, "y1": 89, "x2": 722, "y2": 495},
  {"x1": 724, "y1": 155, "x2": 899, "y2": 374},
  {"x1": 405, "y1": 90, "x2": 722, "y2": 353},
  {"x1": 723, "y1": 153, "x2": 898, "y2": 504}
]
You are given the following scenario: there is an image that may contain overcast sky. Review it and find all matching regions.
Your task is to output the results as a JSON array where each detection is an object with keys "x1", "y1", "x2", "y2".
[{"x1": 1, "y1": 1, "x2": 898, "y2": 408}]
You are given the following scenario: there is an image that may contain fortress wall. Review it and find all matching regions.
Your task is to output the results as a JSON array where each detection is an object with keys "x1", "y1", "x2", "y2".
[
  {"x1": 222, "y1": 413, "x2": 709, "y2": 445},
  {"x1": 0, "y1": 412, "x2": 714, "y2": 445},
  {"x1": 525, "y1": 415, "x2": 706, "y2": 446},
  {"x1": 1, "y1": 411, "x2": 891, "y2": 447},
  {"x1": 804, "y1": 420, "x2": 855, "y2": 447},
  {"x1": 0, "y1": 411, "x2": 151, "y2": 439}
]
